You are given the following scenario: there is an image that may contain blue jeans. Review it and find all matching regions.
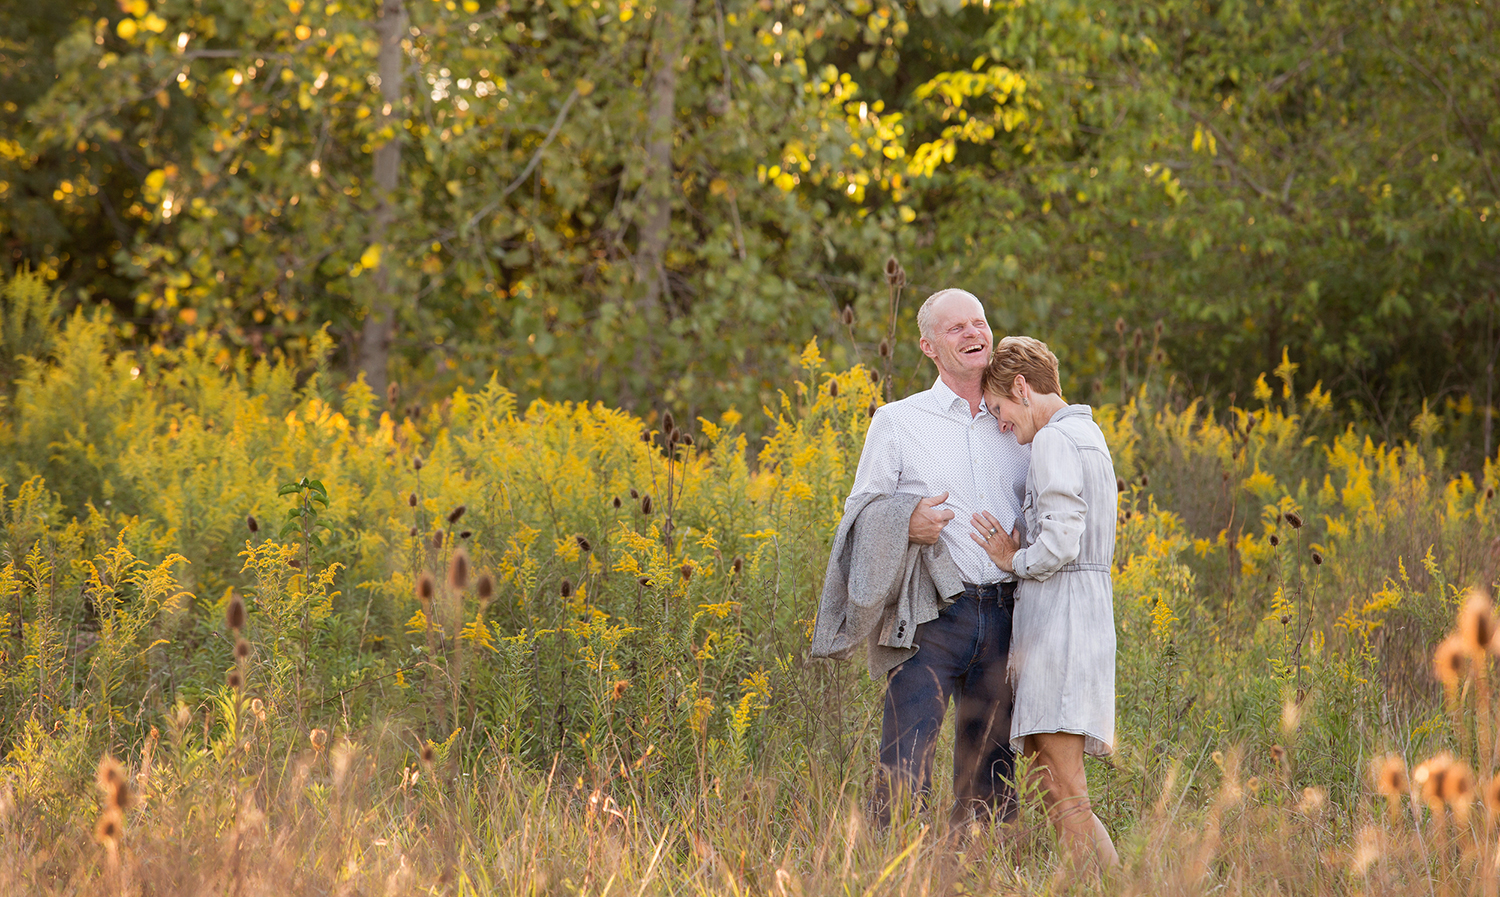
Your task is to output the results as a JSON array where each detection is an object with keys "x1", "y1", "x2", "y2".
[{"x1": 874, "y1": 583, "x2": 1017, "y2": 827}]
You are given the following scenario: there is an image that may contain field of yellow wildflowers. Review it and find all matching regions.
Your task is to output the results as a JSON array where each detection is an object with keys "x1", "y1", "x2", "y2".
[{"x1": 1, "y1": 273, "x2": 1497, "y2": 894}]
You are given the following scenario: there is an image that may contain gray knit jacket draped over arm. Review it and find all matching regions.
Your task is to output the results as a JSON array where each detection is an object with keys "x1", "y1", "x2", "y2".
[{"x1": 809, "y1": 492, "x2": 967, "y2": 679}]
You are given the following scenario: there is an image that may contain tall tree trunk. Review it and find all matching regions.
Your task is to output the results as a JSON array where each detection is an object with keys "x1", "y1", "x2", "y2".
[
  {"x1": 627, "y1": 0, "x2": 695, "y2": 407},
  {"x1": 357, "y1": 0, "x2": 406, "y2": 399}
]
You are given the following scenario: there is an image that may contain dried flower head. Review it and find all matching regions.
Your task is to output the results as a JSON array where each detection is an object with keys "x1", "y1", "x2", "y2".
[
  {"x1": 246, "y1": 514, "x2": 259, "y2": 534},
  {"x1": 250, "y1": 698, "x2": 265, "y2": 719},
  {"x1": 234, "y1": 638, "x2": 251, "y2": 660},
  {"x1": 868, "y1": 401, "x2": 877, "y2": 418},
  {"x1": 412, "y1": 455, "x2": 424, "y2": 471},
  {"x1": 408, "y1": 492, "x2": 418, "y2": 507},
  {"x1": 1114, "y1": 317, "x2": 1127, "y2": 335},
  {"x1": 420, "y1": 742, "x2": 436, "y2": 765},
  {"x1": 1133, "y1": 329, "x2": 1144, "y2": 350},
  {"x1": 431, "y1": 530, "x2": 444, "y2": 549},
  {"x1": 1311, "y1": 550, "x2": 1323, "y2": 565},
  {"x1": 459, "y1": 530, "x2": 472, "y2": 540},
  {"x1": 1414, "y1": 754, "x2": 1453, "y2": 810},
  {"x1": 1440, "y1": 760, "x2": 1475, "y2": 812},
  {"x1": 637, "y1": 576, "x2": 652, "y2": 589},
  {"x1": 869, "y1": 369, "x2": 880, "y2": 384},
  {"x1": 476, "y1": 574, "x2": 494, "y2": 602},
  {"x1": 641, "y1": 495, "x2": 653, "y2": 515},
  {"x1": 1457, "y1": 590, "x2": 1496, "y2": 657},
  {"x1": 630, "y1": 488, "x2": 640, "y2": 499},
  {"x1": 417, "y1": 572, "x2": 435, "y2": 607},
  {"x1": 97, "y1": 755, "x2": 125, "y2": 793},
  {"x1": 611, "y1": 679, "x2": 630, "y2": 700},
  {"x1": 576, "y1": 535, "x2": 592, "y2": 553},
  {"x1": 613, "y1": 496, "x2": 623, "y2": 509},
  {"x1": 309, "y1": 728, "x2": 329, "y2": 752},
  {"x1": 226, "y1": 593, "x2": 246, "y2": 632},
  {"x1": 1270, "y1": 744, "x2": 1288, "y2": 766},
  {"x1": 112, "y1": 781, "x2": 133, "y2": 812},
  {"x1": 680, "y1": 562, "x2": 693, "y2": 582},
  {"x1": 227, "y1": 670, "x2": 242, "y2": 690},
  {"x1": 95, "y1": 808, "x2": 123, "y2": 846},
  {"x1": 1374, "y1": 755, "x2": 1409, "y2": 798},
  {"x1": 448, "y1": 549, "x2": 470, "y2": 592},
  {"x1": 732, "y1": 556, "x2": 744, "y2": 576},
  {"x1": 1116, "y1": 477, "x2": 1126, "y2": 493},
  {"x1": 841, "y1": 305, "x2": 855, "y2": 326},
  {"x1": 447, "y1": 505, "x2": 466, "y2": 525},
  {"x1": 1269, "y1": 533, "x2": 1280, "y2": 547},
  {"x1": 409, "y1": 526, "x2": 419, "y2": 538},
  {"x1": 663, "y1": 411, "x2": 675, "y2": 434},
  {"x1": 1284, "y1": 511, "x2": 1304, "y2": 529},
  {"x1": 387, "y1": 382, "x2": 400, "y2": 406},
  {"x1": 560, "y1": 578, "x2": 573, "y2": 598},
  {"x1": 1433, "y1": 636, "x2": 1469, "y2": 688},
  {"x1": 878, "y1": 338, "x2": 890, "y2": 358},
  {"x1": 287, "y1": 558, "x2": 301, "y2": 569}
]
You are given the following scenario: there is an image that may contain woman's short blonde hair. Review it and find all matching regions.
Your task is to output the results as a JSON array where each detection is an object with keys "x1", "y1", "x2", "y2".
[{"x1": 981, "y1": 336, "x2": 1061, "y2": 398}]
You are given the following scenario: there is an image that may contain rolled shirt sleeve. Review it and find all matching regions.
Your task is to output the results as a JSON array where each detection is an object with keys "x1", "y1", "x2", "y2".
[{"x1": 1011, "y1": 427, "x2": 1087, "y2": 582}]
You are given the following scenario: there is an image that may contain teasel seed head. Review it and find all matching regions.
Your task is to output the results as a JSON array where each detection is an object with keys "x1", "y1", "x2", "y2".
[
  {"x1": 1457, "y1": 590, "x2": 1496, "y2": 657},
  {"x1": 112, "y1": 781, "x2": 133, "y2": 812},
  {"x1": 1488, "y1": 486, "x2": 1496, "y2": 500},
  {"x1": 1284, "y1": 511, "x2": 1304, "y2": 529},
  {"x1": 309, "y1": 728, "x2": 328, "y2": 752},
  {"x1": 669, "y1": 427, "x2": 681, "y2": 447},
  {"x1": 1440, "y1": 760, "x2": 1475, "y2": 812},
  {"x1": 431, "y1": 530, "x2": 444, "y2": 549},
  {"x1": 640, "y1": 429, "x2": 652, "y2": 443},
  {"x1": 868, "y1": 401, "x2": 877, "y2": 418},
  {"x1": 459, "y1": 530, "x2": 472, "y2": 540},
  {"x1": 1140, "y1": 474, "x2": 1149, "y2": 487},
  {"x1": 576, "y1": 535, "x2": 592, "y2": 553},
  {"x1": 640, "y1": 495, "x2": 653, "y2": 515},
  {"x1": 1434, "y1": 636, "x2": 1468, "y2": 688},
  {"x1": 637, "y1": 575, "x2": 652, "y2": 589},
  {"x1": 681, "y1": 433, "x2": 694, "y2": 448},
  {"x1": 1270, "y1": 744, "x2": 1288, "y2": 767},
  {"x1": 1374, "y1": 755, "x2": 1408, "y2": 798},
  {"x1": 841, "y1": 305, "x2": 855, "y2": 327},
  {"x1": 611, "y1": 679, "x2": 630, "y2": 701},
  {"x1": 97, "y1": 755, "x2": 125, "y2": 793},
  {"x1": 1311, "y1": 550, "x2": 1322, "y2": 565},
  {"x1": 287, "y1": 558, "x2": 301, "y2": 569},
  {"x1": 476, "y1": 574, "x2": 494, "y2": 602},
  {"x1": 417, "y1": 572, "x2": 435, "y2": 607},
  {"x1": 409, "y1": 526, "x2": 419, "y2": 538},
  {"x1": 226, "y1": 593, "x2": 246, "y2": 632},
  {"x1": 731, "y1": 556, "x2": 744, "y2": 576},
  {"x1": 1269, "y1": 534, "x2": 1280, "y2": 547},
  {"x1": 560, "y1": 578, "x2": 573, "y2": 598},
  {"x1": 1114, "y1": 317, "x2": 1127, "y2": 335},
  {"x1": 878, "y1": 338, "x2": 890, "y2": 358},
  {"x1": 412, "y1": 455, "x2": 424, "y2": 471},
  {"x1": 227, "y1": 669, "x2": 242, "y2": 690},
  {"x1": 95, "y1": 808, "x2": 123, "y2": 846},
  {"x1": 234, "y1": 638, "x2": 251, "y2": 660},
  {"x1": 1116, "y1": 477, "x2": 1126, "y2": 493},
  {"x1": 386, "y1": 381, "x2": 400, "y2": 406},
  {"x1": 663, "y1": 411, "x2": 675, "y2": 434},
  {"x1": 1133, "y1": 329, "x2": 1143, "y2": 349},
  {"x1": 884, "y1": 256, "x2": 899, "y2": 281},
  {"x1": 630, "y1": 488, "x2": 640, "y2": 499},
  {"x1": 869, "y1": 368, "x2": 880, "y2": 383},
  {"x1": 613, "y1": 496, "x2": 623, "y2": 509},
  {"x1": 420, "y1": 742, "x2": 436, "y2": 766},
  {"x1": 408, "y1": 492, "x2": 418, "y2": 507},
  {"x1": 680, "y1": 562, "x2": 693, "y2": 582},
  {"x1": 246, "y1": 514, "x2": 259, "y2": 534},
  {"x1": 448, "y1": 549, "x2": 470, "y2": 592},
  {"x1": 828, "y1": 380, "x2": 839, "y2": 398}
]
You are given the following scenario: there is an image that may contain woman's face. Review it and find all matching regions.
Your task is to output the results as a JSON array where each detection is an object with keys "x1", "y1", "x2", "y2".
[{"x1": 988, "y1": 390, "x2": 1037, "y2": 444}]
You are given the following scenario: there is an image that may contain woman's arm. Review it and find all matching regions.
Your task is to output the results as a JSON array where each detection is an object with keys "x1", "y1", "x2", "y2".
[{"x1": 1011, "y1": 429, "x2": 1086, "y2": 581}]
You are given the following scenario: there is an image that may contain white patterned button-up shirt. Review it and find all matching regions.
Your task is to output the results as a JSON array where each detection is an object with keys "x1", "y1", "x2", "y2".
[{"x1": 847, "y1": 376, "x2": 1031, "y2": 584}]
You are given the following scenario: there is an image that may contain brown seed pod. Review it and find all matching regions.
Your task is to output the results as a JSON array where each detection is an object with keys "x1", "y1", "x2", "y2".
[
  {"x1": 868, "y1": 401, "x2": 877, "y2": 418},
  {"x1": 408, "y1": 492, "x2": 418, "y2": 507},
  {"x1": 878, "y1": 338, "x2": 890, "y2": 358},
  {"x1": 1116, "y1": 477, "x2": 1126, "y2": 493},
  {"x1": 227, "y1": 670, "x2": 242, "y2": 690},
  {"x1": 246, "y1": 514, "x2": 259, "y2": 533},
  {"x1": 641, "y1": 495, "x2": 653, "y2": 515},
  {"x1": 95, "y1": 809, "x2": 123, "y2": 845},
  {"x1": 630, "y1": 488, "x2": 640, "y2": 499},
  {"x1": 409, "y1": 526, "x2": 419, "y2": 537},
  {"x1": 560, "y1": 578, "x2": 573, "y2": 598},
  {"x1": 637, "y1": 576, "x2": 652, "y2": 589},
  {"x1": 431, "y1": 530, "x2": 444, "y2": 549},
  {"x1": 1269, "y1": 534, "x2": 1280, "y2": 547},
  {"x1": 828, "y1": 380, "x2": 839, "y2": 398},
  {"x1": 413, "y1": 455, "x2": 424, "y2": 471},
  {"x1": 417, "y1": 572, "x2": 435, "y2": 606},
  {"x1": 459, "y1": 530, "x2": 472, "y2": 540},
  {"x1": 420, "y1": 743, "x2": 436, "y2": 765},
  {"x1": 681, "y1": 433, "x2": 694, "y2": 448},
  {"x1": 234, "y1": 638, "x2": 251, "y2": 660},
  {"x1": 226, "y1": 593, "x2": 246, "y2": 632},
  {"x1": 1311, "y1": 551, "x2": 1323, "y2": 565},
  {"x1": 287, "y1": 558, "x2": 301, "y2": 569},
  {"x1": 869, "y1": 369, "x2": 880, "y2": 384},
  {"x1": 576, "y1": 535, "x2": 592, "y2": 553},
  {"x1": 1434, "y1": 636, "x2": 1468, "y2": 687},
  {"x1": 663, "y1": 411, "x2": 675, "y2": 434},
  {"x1": 1374, "y1": 755, "x2": 1408, "y2": 798},
  {"x1": 612, "y1": 496, "x2": 623, "y2": 509},
  {"x1": 386, "y1": 382, "x2": 400, "y2": 406},
  {"x1": 309, "y1": 728, "x2": 329, "y2": 751},
  {"x1": 680, "y1": 563, "x2": 693, "y2": 582},
  {"x1": 731, "y1": 556, "x2": 744, "y2": 576},
  {"x1": 841, "y1": 305, "x2": 855, "y2": 326},
  {"x1": 476, "y1": 574, "x2": 494, "y2": 602},
  {"x1": 1115, "y1": 317, "x2": 1127, "y2": 335},
  {"x1": 1458, "y1": 591, "x2": 1496, "y2": 656},
  {"x1": 448, "y1": 549, "x2": 470, "y2": 592},
  {"x1": 1284, "y1": 511, "x2": 1304, "y2": 529}
]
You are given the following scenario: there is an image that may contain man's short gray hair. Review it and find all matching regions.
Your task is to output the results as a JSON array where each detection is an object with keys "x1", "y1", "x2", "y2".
[{"x1": 916, "y1": 288, "x2": 984, "y2": 342}]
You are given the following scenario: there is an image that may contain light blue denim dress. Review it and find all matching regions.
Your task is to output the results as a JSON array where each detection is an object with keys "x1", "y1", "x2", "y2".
[{"x1": 1008, "y1": 405, "x2": 1117, "y2": 757}]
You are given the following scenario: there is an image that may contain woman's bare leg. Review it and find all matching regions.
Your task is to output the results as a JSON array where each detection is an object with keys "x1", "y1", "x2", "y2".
[{"x1": 1023, "y1": 732, "x2": 1119, "y2": 876}]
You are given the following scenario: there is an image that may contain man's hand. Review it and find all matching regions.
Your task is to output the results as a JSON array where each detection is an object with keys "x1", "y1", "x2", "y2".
[{"x1": 908, "y1": 492, "x2": 954, "y2": 545}]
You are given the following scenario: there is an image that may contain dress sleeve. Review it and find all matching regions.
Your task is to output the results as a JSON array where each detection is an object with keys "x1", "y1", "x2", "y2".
[
  {"x1": 1012, "y1": 427, "x2": 1086, "y2": 582},
  {"x1": 846, "y1": 406, "x2": 901, "y2": 512}
]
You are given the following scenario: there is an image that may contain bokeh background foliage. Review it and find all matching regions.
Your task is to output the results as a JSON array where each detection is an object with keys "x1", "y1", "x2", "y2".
[
  {"x1": 1, "y1": 268, "x2": 1500, "y2": 892},
  {"x1": 2, "y1": 0, "x2": 1496, "y2": 438}
]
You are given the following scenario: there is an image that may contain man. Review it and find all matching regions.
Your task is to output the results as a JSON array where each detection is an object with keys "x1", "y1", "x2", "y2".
[{"x1": 842, "y1": 287, "x2": 1029, "y2": 827}]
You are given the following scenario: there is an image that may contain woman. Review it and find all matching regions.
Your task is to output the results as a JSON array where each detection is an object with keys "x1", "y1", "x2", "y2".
[{"x1": 968, "y1": 336, "x2": 1120, "y2": 873}]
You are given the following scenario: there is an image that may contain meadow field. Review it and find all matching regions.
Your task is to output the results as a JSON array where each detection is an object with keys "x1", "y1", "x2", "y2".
[{"x1": 0, "y1": 274, "x2": 1493, "y2": 895}]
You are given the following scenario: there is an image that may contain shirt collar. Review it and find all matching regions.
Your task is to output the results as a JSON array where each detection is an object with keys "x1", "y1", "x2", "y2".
[{"x1": 928, "y1": 376, "x2": 991, "y2": 419}]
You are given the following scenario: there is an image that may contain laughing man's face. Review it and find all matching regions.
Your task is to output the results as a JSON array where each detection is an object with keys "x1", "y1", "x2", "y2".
[{"x1": 920, "y1": 293, "x2": 992, "y2": 380}]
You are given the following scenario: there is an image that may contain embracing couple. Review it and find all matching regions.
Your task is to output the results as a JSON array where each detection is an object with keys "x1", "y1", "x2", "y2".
[{"x1": 812, "y1": 287, "x2": 1120, "y2": 875}]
